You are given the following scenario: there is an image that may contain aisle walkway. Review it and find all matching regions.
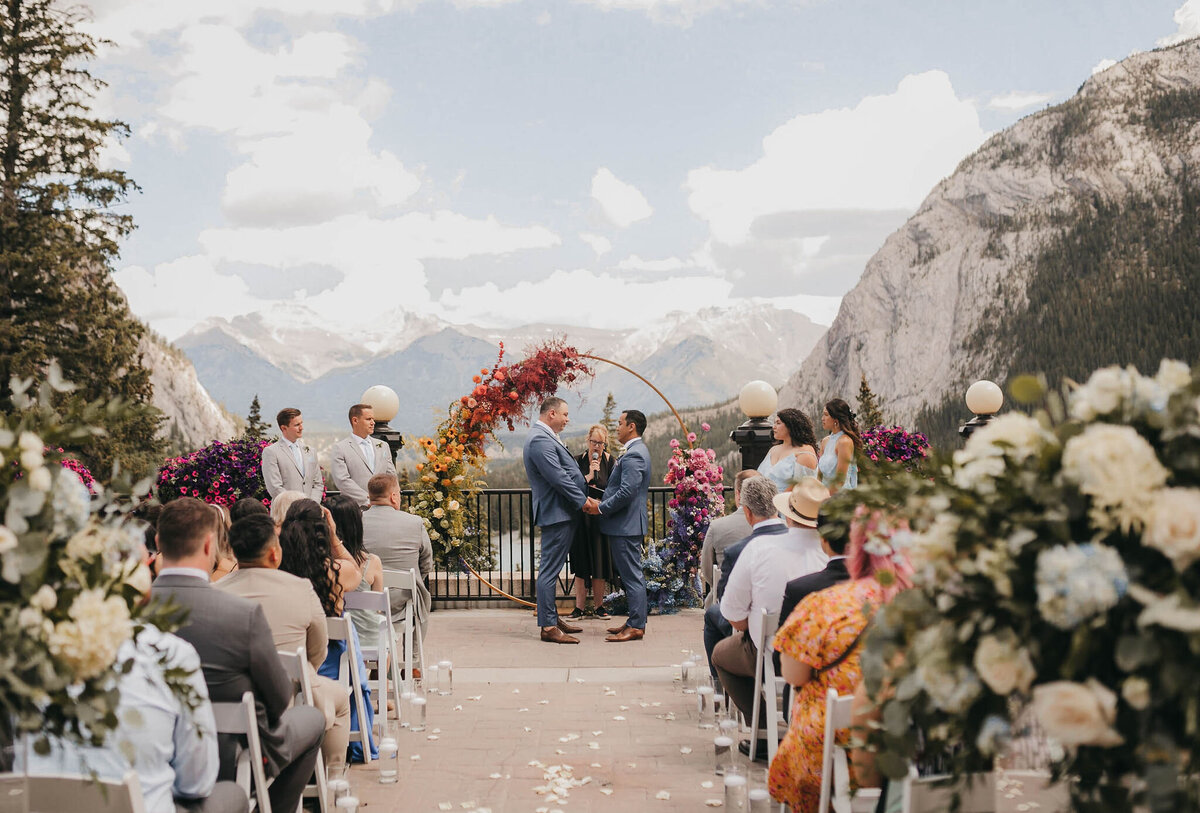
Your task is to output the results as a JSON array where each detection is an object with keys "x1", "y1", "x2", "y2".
[{"x1": 344, "y1": 608, "x2": 1067, "y2": 813}]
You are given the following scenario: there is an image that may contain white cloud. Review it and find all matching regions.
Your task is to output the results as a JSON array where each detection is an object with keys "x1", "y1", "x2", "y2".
[
  {"x1": 1158, "y1": 0, "x2": 1200, "y2": 46},
  {"x1": 615, "y1": 254, "x2": 688, "y2": 272},
  {"x1": 590, "y1": 167, "x2": 654, "y2": 228},
  {"x1": 987, "y1": 91, "x2": 1053, "y2": 111},
  {"x1": 439, "y1": 269, "x2": 734, "y2": 328},
  {"x1": 571, "y1": 0, "x2": 753, "y2": 26},
  {"x1": 1092, "y1": 58, "x2": 1118, "y2": 75},
  {"x1": 580, "y1": 232, "x2": 613, "y2": 256},
  {"x1": 114, "y1": 257, "x2": 261, "y2": 339},
  {"x1": 686, "y1": 71, "x2": 989, "y2": 244}
]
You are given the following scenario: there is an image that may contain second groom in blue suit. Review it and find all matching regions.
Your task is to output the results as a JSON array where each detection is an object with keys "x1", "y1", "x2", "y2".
[
  {"x1": 524, "y1": 397, "x2": 597, "y2": 644},
  {"x1": 586, "y1": 409, "x2": 651, "y2": 642}
]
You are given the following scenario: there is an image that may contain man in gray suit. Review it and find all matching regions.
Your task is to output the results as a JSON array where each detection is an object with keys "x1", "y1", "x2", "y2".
[
  {"x1": 362, "y1": 473, "x2": 434, "y2": 643},
  {"x1": 586, "y1": 409, "x2": 651, "y2": 642},
  {"x1": 700, "y1": 469, "x2": 758, "y2": 608},
  {"x1": 260, "y1": 407, "x2": 323, "y2": 501},
  {"x1": 523, "y1": 397, "x2": 595, "y2": 644},
  {"x1": 331, "y1": 403, "x2": 396, "y2": 506},
  {"x1": 151, "y1": 498, "x2": 325, "y2": 813}
]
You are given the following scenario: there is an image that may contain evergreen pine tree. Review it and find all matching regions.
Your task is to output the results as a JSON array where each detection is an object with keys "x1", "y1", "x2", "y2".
[
  {"x1": 857, "y1": 375, "x2": 885, "y2": 429},
  {"x1": 599, "y1": 392, "x2": 622, "y2": 455},
  {"x1": 0, "y1": 0, "x2": 162, "y2": 479},
  {"x1": 244, "y1": 395, "x2": 269, "y2": 440}
]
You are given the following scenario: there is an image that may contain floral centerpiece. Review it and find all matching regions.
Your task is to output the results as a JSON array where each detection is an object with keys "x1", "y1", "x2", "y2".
[
  {"x1": 853, "y1": 359, "x2": 1200, "y2": 811},
  {"x1": 1, "y1": 368, "x2": 189, "y2": 756},
  {"x1": 860, "y1": 425, "x2": 931, "y2": 471},
  {"x1": 411, "y1": 340, "x2": 593, "y2": 567},
  {"x1": 156, "y1": 437, "x2": 272, "y2": 507},
  {"x1": 608, "y1": 424, "x2": 723, "y2": 614}
]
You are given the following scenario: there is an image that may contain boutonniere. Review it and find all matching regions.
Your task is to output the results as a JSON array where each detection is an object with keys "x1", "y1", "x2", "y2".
[{"x1": 303, "y1": 445, "x2": 311, "y2": 455}]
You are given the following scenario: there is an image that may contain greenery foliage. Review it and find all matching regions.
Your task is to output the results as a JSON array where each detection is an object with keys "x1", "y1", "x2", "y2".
[
  {"x1": 857, "y1": 375, "x2": 885, "y2": 429},
  {"x1": 243, "y1": 395, "x2": 270, "y2": 441}
]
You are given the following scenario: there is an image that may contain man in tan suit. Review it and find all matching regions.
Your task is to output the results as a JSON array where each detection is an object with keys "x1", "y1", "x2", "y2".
[
  {"x1": 362, "y1": 473, "x2": 433, "y2": 643},
  {"x1": 260, "y1": 408, "x2": 323, "y2": 501},
  {"x1": 216, "y1": 513, "x2": 350, "y2": 765},
  {"x1": 331, "y1": 404, "x2": 396, "y2": 506}
]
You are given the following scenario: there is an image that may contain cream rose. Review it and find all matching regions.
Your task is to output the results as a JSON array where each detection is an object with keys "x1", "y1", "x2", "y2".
[
  {"x1": 30, "y1": 584, "x2": 57, "y2": 611},
  {"x1": 1031, "y1": 679, "x2": 1123, "y2": 747},
  {"x1": 432, "y1": 507, "x2": 445, "y2": 519},
  {"x1": 1155, "y1": 359, "x2": 1191, "y2": 394},
  {"x1": 46, "y1": 589, "x2": 132, "y2": 681},
  {"x1": 1121, "y1": 677, "x2": 1150, "y2": 711},
  {"x1": 1069, "y1": 366, "x2": 1134, "y2": 420},
  {"x1": 973, "y1": 632, "x2": 1036, "y2": 695},
  {"x1": 1143, "y1": 488, "x2": 1200, "y2": 571},
  {"x1": 1061, "y1": 425, "x2": 1168, "y2": 533}
]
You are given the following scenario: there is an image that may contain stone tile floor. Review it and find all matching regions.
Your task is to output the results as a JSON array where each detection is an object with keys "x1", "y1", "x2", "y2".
[{"x1": 342, "y1": 608, "x2": 1068, "y2": 813}]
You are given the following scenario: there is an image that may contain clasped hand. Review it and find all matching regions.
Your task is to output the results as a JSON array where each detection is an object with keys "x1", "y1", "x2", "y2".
[{"x1": 582, "y1": 497, "x2": 601, "y2": 515}]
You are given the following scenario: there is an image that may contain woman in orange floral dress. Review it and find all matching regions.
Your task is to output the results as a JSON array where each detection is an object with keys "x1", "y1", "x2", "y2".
[{"x1": 769, "y1": 512, "x2": 912, "y2": 812}]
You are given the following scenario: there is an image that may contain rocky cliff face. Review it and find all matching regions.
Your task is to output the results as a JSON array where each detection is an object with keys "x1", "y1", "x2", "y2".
[
  {"x1": 140, "y1": 333, "x2": 239, "y2": 449},
  {"x1": 779, "y1": 40, "x2": 1200, "y2": 434}
]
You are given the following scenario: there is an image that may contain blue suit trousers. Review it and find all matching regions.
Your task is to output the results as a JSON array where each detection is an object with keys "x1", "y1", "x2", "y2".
[
  {"x1": 609, "y1": 534, "x2": 647, "y2": 630},
  {"x1": 537, "y1": 518, "x2": 578, "y2": 627}
]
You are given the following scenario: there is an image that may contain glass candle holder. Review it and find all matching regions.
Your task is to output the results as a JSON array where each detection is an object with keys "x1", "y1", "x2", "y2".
[
  {"x1": 427, "y1": 663, "x2": 441, "y2": 695},
  {"x1": 335, "y1": 796, "x2": 359, "y2": 813},
  {"x1": 714, "y1": 735, "x2": 734, "y2": 776},
  {"x1": 680, "y1": 659, "x2": 691, "y2": 689},
  {"x1": 400, "y1": 691, "x2": 415, "y2": 728},
  {"x1": 697, "y1": 684, "x2": 716, "y2": 729},
  {"x1": 409, "y1": 695, "x2": 427, "y2": 732},
  {"x1": 378, "y1": 735, "x2": 399, "y2": 784},
  {"x1": 724, "y1": 773, "x2": 748, "y2": 811},
  {"x1": 326, "y1": 757, "x2": 349, "y2": 806},
  {"x1": 437, "y1": 660, "x2": 453, "y2": 696},
  {"x1": 749, "y1": 788, "x2": 771, "y2": 812}
]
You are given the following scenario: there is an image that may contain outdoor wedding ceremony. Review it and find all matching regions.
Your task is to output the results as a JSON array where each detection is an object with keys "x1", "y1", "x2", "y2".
[{"x1": 3, "y1": 0, "x2": 1200, "y2": 811}]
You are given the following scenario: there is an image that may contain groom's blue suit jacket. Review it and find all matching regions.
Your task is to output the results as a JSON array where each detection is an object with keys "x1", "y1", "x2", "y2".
[
  {"x1": 523, "y1": 423, "x2": 586, "y2": 527},
  {"x1": 598, "y1": 438, "x2": 651, "y2": 537}
]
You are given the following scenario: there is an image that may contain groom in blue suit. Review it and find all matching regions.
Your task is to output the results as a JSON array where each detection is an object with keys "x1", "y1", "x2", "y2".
[
  {"x1": 586, "y1": 409, "x2": 651, "y2": 642},
  {"x1": 524, "y1": 397, "x2": 596, "y2": 644}
]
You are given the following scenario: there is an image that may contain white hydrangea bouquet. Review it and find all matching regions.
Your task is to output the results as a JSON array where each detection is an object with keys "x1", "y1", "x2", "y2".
[
  {"x1": 854, "y1": 359, "x2": 1200, "y2": 811},
  {"x1": 1, "y1": 369, "x2": 188, "y2": 759}
]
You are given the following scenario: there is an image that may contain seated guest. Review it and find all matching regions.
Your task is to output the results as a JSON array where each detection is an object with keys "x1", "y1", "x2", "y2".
[
  {"x1": 230, "y1": 497, "x2": 270, "y2": 522},
  {"x1": 279, "y1": 499, "x2": 375, "y2": 762},
  {"x1": 700, "y1": 469, "x2": 758, "y2": 608},
  {"x1": 269, "y1": 490, "x2": 305, "y2": 534},
  {"x1": 217, "y1": 514, "x2": 352, "y2": 766},
  {"x1": 703, "y1": 476, "x2": 785, "y2": 680},
  {"x1": 778, "y1": 495, "x2": 854, "y2": 627},
  {"x1": 151, "y1": 497, "x2": 324, "y2": 813},
  {"x1": 768, "y1": 510, "x2": 913, "y2": 812},
  {"x1": 327, "y1": 494, "x2": 385, "y2": 650},
  {"x1": 210, "y1": 504, "x2": 236, "y2": 582},
  {"x1": 361, "y1": 473, "x2": 433, "y2": 644},
  {"x1": 26, "y1": 546, "x2": 247, "y2": 813},
  {"x1": 714, "y1": 477, "x2": 831, "y2": 749}
]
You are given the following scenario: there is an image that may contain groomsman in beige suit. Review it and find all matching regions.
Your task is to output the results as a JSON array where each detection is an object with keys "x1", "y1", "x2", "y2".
[
  {"x1": 331, "y1": 403, "x2": 396, "y2": 506},
  {"x1": 261, "y1": 408, "x2": 323, "y2": 501}
]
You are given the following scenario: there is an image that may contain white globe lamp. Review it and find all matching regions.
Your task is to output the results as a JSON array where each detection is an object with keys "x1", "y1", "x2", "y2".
[
  {"x1": 739, "y1": 380, "x2": 778, "y2": 419},
  {"x1": 965, "y1": 380, "x2": 1003, "y2": 416},
  {"x1": 361, "y1": 385, "x2": 400, "y2": 423}
]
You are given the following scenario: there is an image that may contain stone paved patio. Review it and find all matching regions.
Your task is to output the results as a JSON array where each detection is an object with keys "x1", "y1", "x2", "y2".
[{"x1": 342, "y1": 608, "x2": 1069, "y2": 813}]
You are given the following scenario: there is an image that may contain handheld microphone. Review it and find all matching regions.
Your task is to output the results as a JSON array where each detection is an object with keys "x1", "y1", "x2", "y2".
[{"x1": 592, "y1": 452, "x2": 600, "y2": 460}]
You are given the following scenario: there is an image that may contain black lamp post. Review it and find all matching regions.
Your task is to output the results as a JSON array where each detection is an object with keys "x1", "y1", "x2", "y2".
[{"x1": 729, "y1": 380, "x2": 779, "y2": 472}]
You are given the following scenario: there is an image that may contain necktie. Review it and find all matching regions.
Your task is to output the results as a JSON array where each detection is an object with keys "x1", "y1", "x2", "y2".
[
  {"x1": 291, "y1": 443, "x2": 304, "y2": 475},
  {"x1": 363, "y1": 439, "x2": 374, "y2": 473}
]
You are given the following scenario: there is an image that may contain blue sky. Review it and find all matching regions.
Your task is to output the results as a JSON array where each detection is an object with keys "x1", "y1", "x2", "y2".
[{"x1": 84, "y1": 0, "x2": 1196, "y2": 341}]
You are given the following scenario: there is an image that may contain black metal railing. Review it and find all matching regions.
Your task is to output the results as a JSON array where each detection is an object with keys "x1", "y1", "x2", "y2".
[{"x1": 391, "y1": 486, "x2": 730, "y2": 605}]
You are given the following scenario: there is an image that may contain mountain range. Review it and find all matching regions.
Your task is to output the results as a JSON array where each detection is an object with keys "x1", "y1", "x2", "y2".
[{"x1": 175, "y1": 302, "x2": 828, "y2": 436}]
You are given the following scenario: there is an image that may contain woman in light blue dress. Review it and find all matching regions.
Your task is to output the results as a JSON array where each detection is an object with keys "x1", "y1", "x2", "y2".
[
  {"x1": 757, "y1": 408, "x2": 819, "y2": 491},
  {"x1": 818, "y1": 398, "x2": 861, "y2": 493}
]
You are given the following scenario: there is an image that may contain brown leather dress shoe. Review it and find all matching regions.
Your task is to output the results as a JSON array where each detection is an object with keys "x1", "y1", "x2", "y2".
[
  {"x1": 541, "y1": 626, "x2": 580, "y2": 644},
  {"x1": 557, "y1": 619, "x2": 583, "y2": 634},
  {"x1": 605, "y1": 626, "x2": 644, "y2": 642},
  {"x1": 606, "y1": 623, "x2": 628, "y2": 635}
]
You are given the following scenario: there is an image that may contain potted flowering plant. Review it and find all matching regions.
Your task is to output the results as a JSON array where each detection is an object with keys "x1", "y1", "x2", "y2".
[
  {"x1": 851, "y1": 359, "x2": 1200, "y2": 812},
  {"x1": 1, "y1": 367, "x2": 191, "y2": 761},
  {"x1": 156, "y1": 437, "x2": 272, "y2": 507},
  {"x1": 860, "y1": 425, "x2": 931, "y2": 472}
]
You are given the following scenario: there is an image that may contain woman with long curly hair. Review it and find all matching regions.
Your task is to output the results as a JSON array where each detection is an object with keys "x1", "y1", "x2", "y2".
[
  {"x1": 327, "y1": 494, "x2": 384, "y2": 647},
  {"x1": 279, "y1": 498, "x2": 376, "y2": 761},
  {"x1": 758, "y1": 407, "x2": 819, "y2": 491},
  {"x1": 819, "y1": 398, "x2": 862, "y2": 493},
  {"x1": 768, "y1": 509, "x2": 912, "y2": 811}
]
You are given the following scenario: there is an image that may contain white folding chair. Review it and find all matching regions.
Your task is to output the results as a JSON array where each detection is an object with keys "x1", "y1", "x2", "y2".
[
  {"x1": 381, "y1": 568, "x2": 426, "y2": 687},
  {"x1": 711, "y1": 563, "x2": 720, "y2": 605},
  {"x1": 0, "y1": 770, "x2": 146, "y2": 813},
  {"x1": 327, "y1": 616, "x2": 373, "y2": 764},
  {"x1": 818, "y1": 688, "x2": 881, "y2": 813},
  {"x1": 748, "y1": 608, "x2": 788, "y2": 764},
  {"x1": 212, "y1": 691, "x2": 273, "y2": 813},
  {"x1": 343, "y1": 586, "x2": 404, "y2": 727},
  {"x1": 277, "y1": 647, "x2": 329, "y2": 813}
]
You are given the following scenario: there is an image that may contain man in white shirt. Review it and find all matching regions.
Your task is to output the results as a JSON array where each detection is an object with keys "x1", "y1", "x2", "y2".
[
  {"x1": 331, "y1": 403, "x2": 397, "y2": 506},
  {"x1": 700, "y1": 469, "x2": 758, "y2": 608},
  {"x1": 714, "y1": 476, "x2": 831, "y2": 743},
  {"x1": 260, "y1": 407, "x2": 323, "y2": 501}
]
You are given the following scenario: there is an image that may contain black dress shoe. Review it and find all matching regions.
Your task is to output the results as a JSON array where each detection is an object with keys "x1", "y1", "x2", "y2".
[
  {"x1": 557, "y1": 619, "x2": 583, "y2": 634},
  {"x1": 593, "y1": 605, "x2": 611, "y2": 620},
  {"x1": 738, "y1": 738, "x2": 770, "y2": 762}
]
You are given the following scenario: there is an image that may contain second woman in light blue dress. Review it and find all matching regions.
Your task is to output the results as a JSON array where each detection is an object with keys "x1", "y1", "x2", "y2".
[
  {"x1": 757, "y1": 408, "x2": 819, "y2": 491},
  {"x1": 818, "y1": 398, "x2": 861, "y2": 493}
]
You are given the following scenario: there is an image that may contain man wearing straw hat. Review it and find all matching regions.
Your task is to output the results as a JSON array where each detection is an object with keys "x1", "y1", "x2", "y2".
[{"x1": 714, "y1": 476, "x2": 830, "y2": 753}]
